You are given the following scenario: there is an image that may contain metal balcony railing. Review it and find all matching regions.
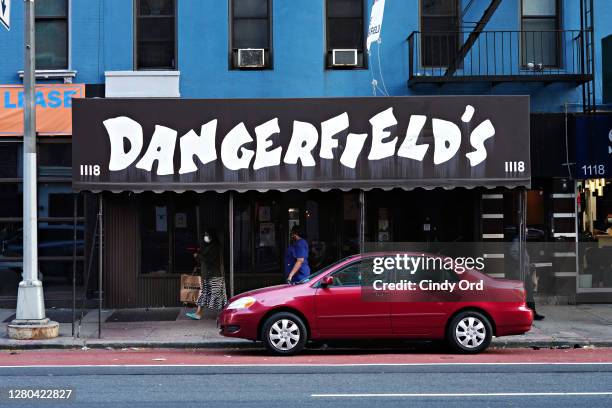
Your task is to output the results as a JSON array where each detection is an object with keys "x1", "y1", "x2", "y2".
[{"x1": 407, "y1": 30, "x2": 594, "y2": 85}]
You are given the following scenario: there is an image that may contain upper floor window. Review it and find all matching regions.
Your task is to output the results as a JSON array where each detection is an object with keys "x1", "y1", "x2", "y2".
[
  {"x1": 136, "y1": 0, "x2": 176, "y2": 70},
  {"x1": 420, "y1": 0, "x2": 460, "y2": 67},
  {"x1": 230, "y1": 0, "x2": 272, "y2": 69},
  {"x1": 521, "y1": 0, "x2": 560, "y2": 67},
  {"x1": 35, "y1": 0, "x2": 69, "y2": 70},
  {"x1": 326, "y1": 0, "x2": 365, "y2": 69}
]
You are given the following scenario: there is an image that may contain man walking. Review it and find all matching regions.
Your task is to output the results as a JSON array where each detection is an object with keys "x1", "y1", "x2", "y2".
[{"x1": 285, "y1": 226, "x2": 310, "y2": 284}]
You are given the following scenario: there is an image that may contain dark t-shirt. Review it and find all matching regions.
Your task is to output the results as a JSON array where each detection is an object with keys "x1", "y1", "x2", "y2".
[{"x1": 199, "y1": 241, "x2": 223, "y2": 278}]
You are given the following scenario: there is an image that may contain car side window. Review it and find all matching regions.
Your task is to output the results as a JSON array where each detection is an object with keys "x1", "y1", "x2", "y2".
[{"x1": 329, "y1": 263, "x2": 362, "y2": 287}]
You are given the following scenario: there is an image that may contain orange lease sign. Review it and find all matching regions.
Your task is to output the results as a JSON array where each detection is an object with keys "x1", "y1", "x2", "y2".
[{"x1": 0, "y1": 84, "x2": 85, "y2": 136}]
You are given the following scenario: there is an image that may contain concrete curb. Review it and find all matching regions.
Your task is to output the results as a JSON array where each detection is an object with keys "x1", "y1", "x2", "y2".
[
  {"x1": 2, "y1": 339, "x2": 612, "y2": 351},
  {"x1": 0, "y1": 340, "x2": 254, "y2": 351},
  {"x1": 494, "y1": 340, "x2": 612, "y2": 349}
]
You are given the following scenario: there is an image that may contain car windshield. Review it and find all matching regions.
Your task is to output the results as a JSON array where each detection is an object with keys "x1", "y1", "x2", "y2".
[{"x1": 295, "y1": 256, "x2": 357, "y2": 284}]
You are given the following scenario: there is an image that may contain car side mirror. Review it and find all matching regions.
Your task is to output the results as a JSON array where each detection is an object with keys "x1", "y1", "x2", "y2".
[{"x1": 320, "y1": 276, "x2": 334, "y2": 288}]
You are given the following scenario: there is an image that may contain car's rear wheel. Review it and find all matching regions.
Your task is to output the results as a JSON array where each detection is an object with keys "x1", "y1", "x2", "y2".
[
  {"x1": 446, "y1": 311, "x2": 492, "y2": 354},
  {"x1": 261, "y1": 312, "x2": 307, "y2": 356}
]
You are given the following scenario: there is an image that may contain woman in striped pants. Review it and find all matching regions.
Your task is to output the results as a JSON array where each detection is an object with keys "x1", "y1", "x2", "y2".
[{"x1": 186, "y1": 229, "x2": 227, "y2": 320}]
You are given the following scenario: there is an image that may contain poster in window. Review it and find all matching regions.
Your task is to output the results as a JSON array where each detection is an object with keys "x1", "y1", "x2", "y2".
[
  {"x1": 155, "y1": 206, "x2": 167, "y2": 232},
  {"x1": 258, "y1": 206, "x2": 271, "y2": 222},
  {"x1": 378, "y1": 208, "x2": 389, "y2": 231},
  {"x1": 377, "y1": 208, "x2": 390, "y2": 242},
  {"x1": 259, "y1": 222, "x2": 275, "y2": 247},
  {"x1": 175, "y1": 213, "x2": 187, "y2": 228}
]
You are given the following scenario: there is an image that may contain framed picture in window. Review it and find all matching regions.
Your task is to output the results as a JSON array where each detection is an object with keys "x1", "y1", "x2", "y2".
[
  {"x1": 155, "y1": 206, "x2": 168, "y2": 232},
  {"x1": 175, "y1": 213, "x2": 187, "y2": 229},
  {"x1": 258, "y1": 206, "x2": 271, "y2": 222},
  {"x1": 259, "y1": 222, "x2": 275, "y2": 247}
]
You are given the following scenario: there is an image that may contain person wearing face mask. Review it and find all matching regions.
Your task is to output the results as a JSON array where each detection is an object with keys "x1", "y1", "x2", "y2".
[
  {"x1": 186, "y1": 229, "x2": 227, "y2": 320},
  {"x1": 285, "y1": 226, "x2": 310, "y2": 284}
]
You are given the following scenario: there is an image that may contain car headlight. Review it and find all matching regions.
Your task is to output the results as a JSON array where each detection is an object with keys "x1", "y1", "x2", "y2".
[{"x1": 226, "y1": 296, "x2": 257, "y2": 310}]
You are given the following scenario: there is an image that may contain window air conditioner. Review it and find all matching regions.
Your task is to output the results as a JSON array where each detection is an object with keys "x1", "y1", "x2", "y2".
[
  {"x1": 237, "y1": 49, "x2": 265, "y2": 68},
  {"x1": 332, "y1": 49, "x2": 358, "y2": 67}
]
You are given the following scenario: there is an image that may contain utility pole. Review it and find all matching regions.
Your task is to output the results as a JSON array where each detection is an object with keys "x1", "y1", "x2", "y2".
[{"x1": 8, "y1": 0, "x2": 58, "y2": 340}]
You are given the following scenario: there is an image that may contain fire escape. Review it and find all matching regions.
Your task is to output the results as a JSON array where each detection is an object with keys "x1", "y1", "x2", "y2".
[{"x1": 407, "y1": 0, "x2": 596, "y2": 113}]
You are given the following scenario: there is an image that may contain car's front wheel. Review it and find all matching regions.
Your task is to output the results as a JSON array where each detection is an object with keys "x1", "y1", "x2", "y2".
[
  {"x1": 447, "y1": 311, "x2": 492, "y2": 354},
  {"x1": 261, "y1": 312, "x2": 307, "y2": 356}
]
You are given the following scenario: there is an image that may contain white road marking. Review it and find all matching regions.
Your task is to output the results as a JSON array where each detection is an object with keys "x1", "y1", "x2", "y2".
[
  {"x1": 312, "y1": 392, "x2": 612, "y2": 398},
  {"x1": 0, "y1": 362, "x2": 612, "y2": 369}
]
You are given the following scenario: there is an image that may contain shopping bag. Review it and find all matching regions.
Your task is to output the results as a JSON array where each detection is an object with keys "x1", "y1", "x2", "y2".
[{"x1": 180, "y1": 274, "x2": 202, "y2": 304}]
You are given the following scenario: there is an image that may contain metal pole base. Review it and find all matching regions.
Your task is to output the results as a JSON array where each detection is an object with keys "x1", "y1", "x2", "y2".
[
  {"x1": 9, "y1": 282, "x2": 59, "y2": 339},
  {"x1": 14, "y1": 280, "x2": 46, "y2": 320}
]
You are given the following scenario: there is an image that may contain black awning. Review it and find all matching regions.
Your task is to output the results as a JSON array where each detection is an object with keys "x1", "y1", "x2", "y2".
[{"x1": 72, "y1": 96, "x2": 531, "y2": 193}]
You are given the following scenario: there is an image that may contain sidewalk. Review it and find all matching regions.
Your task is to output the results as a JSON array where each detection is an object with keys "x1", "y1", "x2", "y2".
[{"x1": 1, "y1": 304, "x2": 611, "y2": 350}]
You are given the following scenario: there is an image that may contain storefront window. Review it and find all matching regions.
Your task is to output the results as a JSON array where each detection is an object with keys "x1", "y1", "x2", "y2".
[
  {"x1": 0, "y1": 143, "x2": 22, "y2": 178},
  {"x1": 233, "y1": 191, "x2": 343, "y2": 281},
  {"x1": 0, "y1": 184, "x2": 23, "y2": 218},
  {"x1": 140, "y1": 193, "x2": 225, "y2": 275},
  {"x1": 578, "y1": 179, "x2": 612, "y2": 288},
  {"x1": 0, "y1": 140, "x2": 85, "y2": 300},
  {"x1": 38, "y1": 142, "x2": 72, "y2": 178},
  {"x1": 0, "y1": 220, "x2": 84, "y2": 296},
  {"x1": 38, "y1": 221, "x2": 85, "y2": 291},
  {"x1": 38, "y1": 183, "x2": 83, "y2": 218},
  {"x1": 0, "y1": 221, "x2": 23, "y2": 298},
  {"x1": 0, "y1": 143, "x2": 23, "y2": 298}
]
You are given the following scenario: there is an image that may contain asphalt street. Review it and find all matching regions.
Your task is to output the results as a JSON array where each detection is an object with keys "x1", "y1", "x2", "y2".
[{"x1": 1, "y1": 362, "x2": 612, "y2": 408}]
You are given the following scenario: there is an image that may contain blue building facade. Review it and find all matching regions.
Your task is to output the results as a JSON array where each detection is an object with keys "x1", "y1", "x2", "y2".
[
  {"x1": 0, "y1": 0, "x2": 607, "y2": 106},
  {"x1": 0, "y1": 0, "x2": 610, "y2": 307}
]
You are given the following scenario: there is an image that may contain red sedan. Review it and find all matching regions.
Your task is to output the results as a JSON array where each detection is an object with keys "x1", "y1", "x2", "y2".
[{"x1": 218, "y1": 253, "x2": 533, "y2": 355}]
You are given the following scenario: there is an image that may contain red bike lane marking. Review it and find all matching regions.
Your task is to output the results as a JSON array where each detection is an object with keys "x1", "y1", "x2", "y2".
[{"x1": 1, "y1": 348, "x2": 612, "y2": 367}]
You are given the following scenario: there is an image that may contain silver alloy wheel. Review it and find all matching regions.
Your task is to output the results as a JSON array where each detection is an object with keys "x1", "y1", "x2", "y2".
[
  {"x1": 455, "y1": 316, "x2": 486, "y2": 348},
  {"x1": 269, "y1": 319, "x2": 301, "y2": 351}
]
